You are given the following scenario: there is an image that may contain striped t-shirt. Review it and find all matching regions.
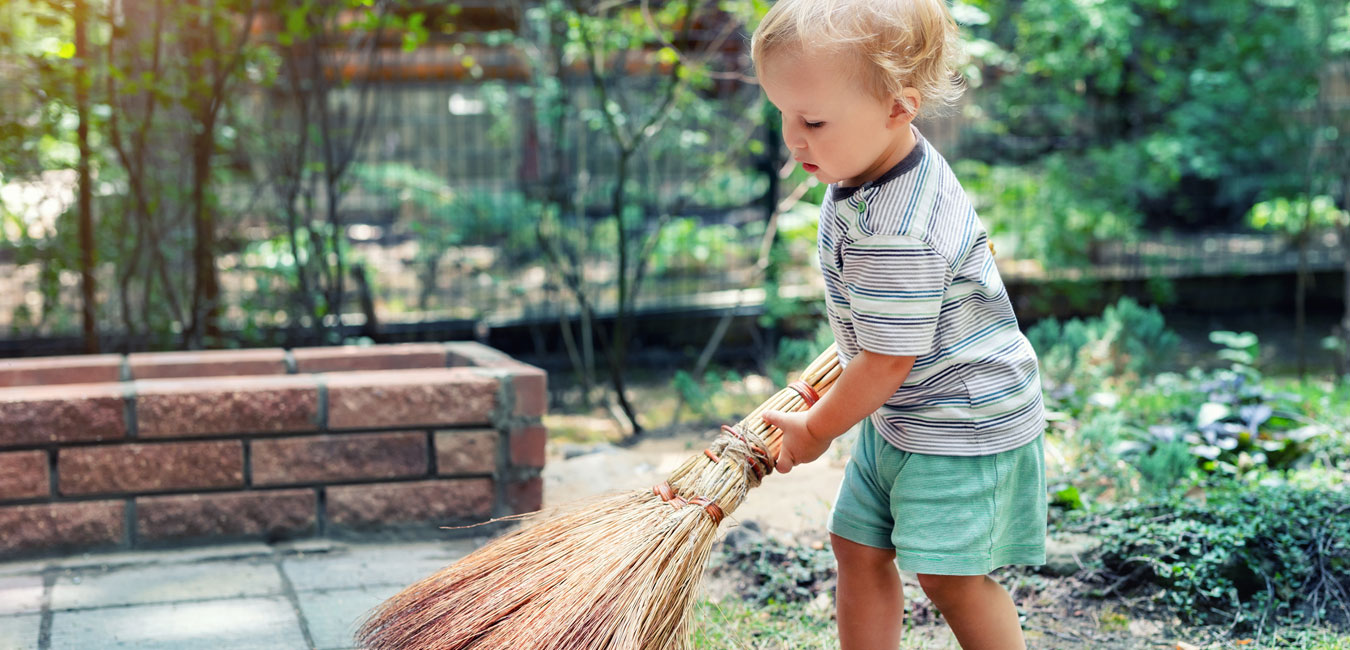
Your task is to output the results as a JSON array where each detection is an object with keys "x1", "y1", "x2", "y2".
[{"x1": 819, "y1": 128, "x2": 1045, "y2": 456}]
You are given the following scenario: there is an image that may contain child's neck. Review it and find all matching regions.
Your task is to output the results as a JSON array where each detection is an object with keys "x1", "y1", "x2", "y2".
[{"x1": 841, "y1": 126, "x2": 917, "y2": 189}]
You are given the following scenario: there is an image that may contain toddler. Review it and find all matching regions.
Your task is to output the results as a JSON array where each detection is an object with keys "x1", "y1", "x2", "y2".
[{"x1": 753, "y1": 1, "x2": 1048, "y2": 648}]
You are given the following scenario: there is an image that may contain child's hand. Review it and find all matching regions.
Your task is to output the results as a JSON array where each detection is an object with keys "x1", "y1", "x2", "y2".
[{"x1": 761, "y1": 410, "x2": 830, "y2": 474}]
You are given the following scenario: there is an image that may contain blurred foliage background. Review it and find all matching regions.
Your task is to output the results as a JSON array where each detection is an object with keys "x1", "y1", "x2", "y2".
[{"x1": 4, "y1": 0, "x2": 1350, "y2": 642}]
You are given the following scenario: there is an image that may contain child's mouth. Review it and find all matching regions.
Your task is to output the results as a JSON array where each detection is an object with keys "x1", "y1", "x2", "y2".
[{"x1": 801, "y1": 163, "x2": 819, "y2": 173}]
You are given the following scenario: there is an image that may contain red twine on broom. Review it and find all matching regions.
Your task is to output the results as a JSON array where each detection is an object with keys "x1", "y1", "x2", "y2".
[
  {"x1": 787, "y1": 380, "x2": 820, "y2": 407},
  {"x1": 659, "y1": 419, "x2": 781, "y2": 524},
  {"x1": 651, "y1": 481, "x2": 724, "y2": 524},
  {"x1": 702, "y1": 425, "x2": 771, "y2": 481}
]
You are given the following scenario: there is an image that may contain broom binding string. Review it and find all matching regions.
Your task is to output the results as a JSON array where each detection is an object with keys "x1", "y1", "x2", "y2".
[
  {"x1": 787, "y1": 380, "x2": 820, "y2": 407},
  {"x1": 650, "y1": 482, "x2": 726, "y2": 525}
]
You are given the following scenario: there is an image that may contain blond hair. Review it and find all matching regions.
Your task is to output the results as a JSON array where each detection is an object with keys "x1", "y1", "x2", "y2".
[{"x1": 750, "y1": 0, "x2": 965, "y2": 119}]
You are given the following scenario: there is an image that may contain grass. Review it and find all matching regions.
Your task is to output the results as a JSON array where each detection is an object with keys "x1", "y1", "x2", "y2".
[
  {"x1": 689, "y1": 598, "x2": 956, "y2": 649},
  {"x1": 690, "y1": 599, "x2": 838, "y2": 649},
  {"x1": 689, "y1": 595, "x2": 1350, "y2": 649}
]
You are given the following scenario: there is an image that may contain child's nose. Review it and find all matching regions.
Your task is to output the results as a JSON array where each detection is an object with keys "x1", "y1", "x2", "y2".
[{"x1": 782, "y1": 123, "x2": 807, "y2": 152}]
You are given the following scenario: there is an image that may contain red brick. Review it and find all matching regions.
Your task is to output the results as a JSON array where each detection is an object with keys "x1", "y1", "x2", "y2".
[
  {"x1": 326, "y1": 479, "x2": 493, "y2": 528},
  {"x1": 0, "y1": 501, "x2": 124, "y2": 556},
  {"x1": 507, "y1": 477, "x2": 543, "y2": 514},
  {"x1": 135, "y1": 375, "x2": 319, "y2": 438},
  {"x1": 252, "y1": 433, "x2": 427, "y2": 486},
  {"x1": 136, "y1": 490, "x2": 316, "y2": 541},
  {"x1": 513, "y1": 367, "x2": 547, "y2": 417},
  {"x1": 128, "y1": 348, "x2": 287, "y2": 380},
  {"x1": 59, "y1": 441, "x2": 243, "y2": 496},
  {"x1": 509, "y1": 426, "x2": 547, "y2": 469},
  {"x1": 0, "y1": 451, "x2": 49, "y2": 501},
  {"x1": 0, "y1": 354, "x2": 123, "y2": 388},
  {"x1": 434, "y1": 430, "x2": 498, "y2": 474},
  {"x1": 0, "y1": 383, "x2": 126, "y2": 448},
  {"x1": 327, "y1": 368, "x2": 499, "y2": 429},
  {"x1": 292, "y1": 343, "x2": 447, "y2": 373}
]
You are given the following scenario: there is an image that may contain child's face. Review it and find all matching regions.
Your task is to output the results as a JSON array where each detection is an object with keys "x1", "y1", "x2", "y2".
[{"x1": 760, "y1": 48, "x2": 915, "y2": 187}]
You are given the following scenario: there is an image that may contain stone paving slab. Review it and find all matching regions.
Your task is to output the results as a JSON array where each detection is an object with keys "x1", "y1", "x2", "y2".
[
  {"x1": 0, "y1": 538, "x2": 483, "y2": 650},
  {"x1": 48, "y1": 596, "x2": 307, "y2": 650},
  {"x1": 295, "y1": 585, "x2": 403, "y2": 650},
  {"x1": 0, "y1": 575, "x2": 44, "y2": 615},
  {"x1": 50, "y1": 558, "x2": 283, "y2": 611},
  {"x1": 52, "y1": 542, "x2": 275, "y2": 572},
  {"x1": 0, "y1": 613, "x2": 40, "y2": 650},
  {"x1": 281, "y1": 540, "x2": 475, "y2": 592}
]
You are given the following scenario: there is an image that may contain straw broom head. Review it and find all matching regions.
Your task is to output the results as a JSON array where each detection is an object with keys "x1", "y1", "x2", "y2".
[{"x1": 357, "y1": 344, "x2": 842, "y2": 650}]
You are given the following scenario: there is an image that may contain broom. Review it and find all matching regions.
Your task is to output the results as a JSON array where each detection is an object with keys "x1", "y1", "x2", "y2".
[{"x1": 356, "y1": 344, "x2": 842, "y2": 650}]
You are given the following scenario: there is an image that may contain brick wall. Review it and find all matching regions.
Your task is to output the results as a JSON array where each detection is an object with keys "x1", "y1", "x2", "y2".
[{"x1": 0, "y1": 342, "x2": 546, "y2": 559}]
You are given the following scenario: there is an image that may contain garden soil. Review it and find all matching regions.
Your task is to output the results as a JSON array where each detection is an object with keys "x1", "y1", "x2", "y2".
[{"x1": 541, "y1": 425, "x2": 1214, "y2": 650}]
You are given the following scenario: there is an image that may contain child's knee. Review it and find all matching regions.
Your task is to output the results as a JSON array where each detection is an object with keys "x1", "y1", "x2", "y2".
[
  {"x1": 916, "y1": 573, "x2": 983, "y2": 606},
  {"x1": 830, "y1": 533, "x2": 895, "y2": 571}
]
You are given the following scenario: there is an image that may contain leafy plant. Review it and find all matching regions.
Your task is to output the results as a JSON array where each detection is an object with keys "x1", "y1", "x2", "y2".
[
  {"x1": 714, "y1": 531, "x2": 836, "y2": 606},
  {"x1": 671, "y1": 368, "x2": 742, "y2": 422},
  {"x1": 648, "y1": 218, "x2": 744, "y2": 278},
  {"x1": 1078, "y1": 483, "x2": 1350, "y2": 629},
  {"x1": 766, "y1": 322, "x2": 835, "y2": 388},
  {"x1": 1027, "y1": 296, "x2": 1180, "y2": 397},
  {"x1": 1247, "y1": 195, "x2": 1349, "y2": 236},
  {"x1": 1182, "y1": 331, "x2": 1322, "y2": 475},
  {"x1": 960, "y1": 0, "x2": 1332, "y2": 230},
  {"x1": 1041, "y1": 304, "x2": 1342, "y2": 510}
]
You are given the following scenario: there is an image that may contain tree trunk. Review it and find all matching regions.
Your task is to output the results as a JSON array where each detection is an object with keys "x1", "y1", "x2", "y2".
[
  {"x1": 351, "y1": 263, "x2": 379, "y2": 339},
  {"x1": 189, "y1": 119, "x2": 220, "y2": 349},
  {"x1": 74, "y1": 0, "x2": 98, "y2": 353},
  {"x1": 607, "y1": 150, "x2": 642, "y2": 434},
  {"x1": 1342, "y1": 212, "x2": 1350, "y2": 380},
  {"x1": 1339, "y1": 222, "x2": 1350, "y2": 378},
  {"x1": 1296, "y1": 229, "x2": 1308, "y2": 379}
]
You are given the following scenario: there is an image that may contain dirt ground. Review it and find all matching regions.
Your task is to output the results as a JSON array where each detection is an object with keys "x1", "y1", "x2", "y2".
[
  {"x1": 542, "y1": 421, "x2": 851, "y2": 536},
  {"x1": 540, "y1": 424, "x2": 1228, "y2": 650}
]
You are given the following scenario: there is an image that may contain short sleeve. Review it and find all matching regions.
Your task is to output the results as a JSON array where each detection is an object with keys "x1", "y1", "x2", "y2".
[{"x1": 841, "y1": 234, "x2": 951, "y2": 357}]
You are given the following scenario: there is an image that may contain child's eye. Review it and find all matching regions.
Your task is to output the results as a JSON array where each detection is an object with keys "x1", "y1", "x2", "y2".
[{"x1": 805, "y1": 121, "x2": 824, "y2": 129}]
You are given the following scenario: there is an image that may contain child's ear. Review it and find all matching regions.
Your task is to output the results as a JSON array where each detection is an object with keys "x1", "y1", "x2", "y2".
[{"x1": 888, "y1": 88, "x2": 922, "y2": 127}]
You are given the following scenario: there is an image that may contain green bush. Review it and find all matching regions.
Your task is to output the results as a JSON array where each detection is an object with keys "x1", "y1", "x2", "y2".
[
  {"x1": 962, "y1": 0, "x2": 1330, "y2": 230},
  {"x1": 1027, "y1": 296, "x2": 1180, "y2": 394},
  {"x1": 672, "y1": 368, "x2": 743, "y2": 422},
  {"x1": 649, "y1": 218, "x2": 744, "y2": 277},
  {"x1": 767, "y1": 322, "x2": 835, "y2": 388},
  {"x1": 1078, "y1": 483, "x2": 1350, "y2": 628},
  {"x1": 954, "y1": 158, "x2": 1143, "y2": 269},
  {"x1": 1042, "y1": 306, "x2": 1336, "y2": 509},
  {"x1": 1179, "y1": 331, "x2": 1321, "y2": 477}
]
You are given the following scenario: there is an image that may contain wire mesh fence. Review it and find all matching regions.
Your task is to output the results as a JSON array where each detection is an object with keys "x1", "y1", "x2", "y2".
[{"x1": 2, "y1": 1, "x2": 1346, "y2": 356}]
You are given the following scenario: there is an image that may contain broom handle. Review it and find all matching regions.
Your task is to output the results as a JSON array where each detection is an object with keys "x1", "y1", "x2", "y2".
[{"x1": 732, "y1": 344, "x2": 841, "y2": 460}]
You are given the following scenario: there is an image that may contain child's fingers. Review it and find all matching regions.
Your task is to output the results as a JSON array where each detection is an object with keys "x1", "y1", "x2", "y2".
[
  {"x1": 761, "y1": 410, "x2": 795, "y2": 472},
  {"x1": 775, "y1": 440, "x2": 797, "y2": 474}
]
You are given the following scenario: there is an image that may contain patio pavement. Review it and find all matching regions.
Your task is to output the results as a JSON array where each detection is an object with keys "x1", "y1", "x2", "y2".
[
  {"x1": 0, "y1": 537, "x2": 484, "y2": 650},
  {"x1": 0, "y1": 434, "x2": 854, "y2": 650}
]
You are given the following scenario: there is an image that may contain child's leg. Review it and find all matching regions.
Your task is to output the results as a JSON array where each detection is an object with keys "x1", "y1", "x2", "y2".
[
  {"x1": 915, "y1": 574, "x2": 1024, "y2": 650},
  {"x1": 832, "y1": 533, "x2": 904, "y2": 650}
]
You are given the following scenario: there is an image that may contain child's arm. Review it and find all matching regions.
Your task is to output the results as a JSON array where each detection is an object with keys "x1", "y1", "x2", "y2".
[{"x1": 762, "y1": 349, "x2": 915, "y2": 473}]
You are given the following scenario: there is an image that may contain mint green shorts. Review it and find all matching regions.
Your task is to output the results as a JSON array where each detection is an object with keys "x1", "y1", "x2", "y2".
[{"x1": 828, "y1": 418, "x2": 1047, "y2": 575}]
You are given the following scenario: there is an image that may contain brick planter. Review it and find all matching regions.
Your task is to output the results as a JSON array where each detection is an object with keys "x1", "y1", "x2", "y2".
[{"x1": 0, "y1": 342, "x2": 546, "y2": 559}]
